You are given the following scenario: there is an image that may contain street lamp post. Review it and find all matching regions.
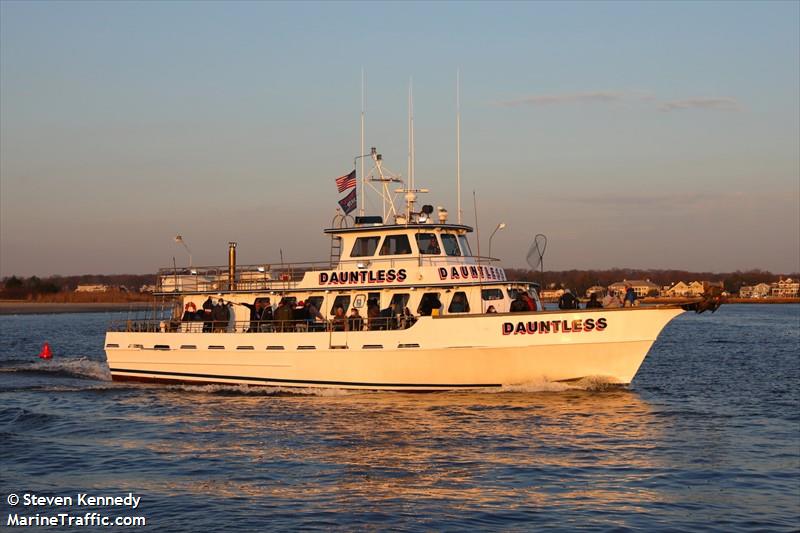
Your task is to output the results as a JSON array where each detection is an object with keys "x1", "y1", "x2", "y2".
[
  {"x1": 488, "y1": 223, "x2": 506, "y2": 259},
  {"x1": 174, "y1": 235, "x2": 192, "y2": 268}
]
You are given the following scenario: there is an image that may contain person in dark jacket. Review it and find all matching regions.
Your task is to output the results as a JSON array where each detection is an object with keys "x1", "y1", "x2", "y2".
[
  {"x1": 181, "y1": 302, "x2": 197, "y2": 321},
  {"x1": 624, "y1": 285, "x2": 638, "y2": 307},
  {"x1": 367, "y1": 299, "x2": 381, "y2": 330},
  {"x1": 212, "y1": 298, "x2": 230, "y2": 332},
  {"x1": 273, "y1": 298, "x2": 294, "y2": 332},
  {"x1": 202, "y1": 297, "x2": 214, "y2": 332},
  {"x1": 348, "y1": 308, "x2": 364, "y2": 331},
  {"x1": 510, "y1": 293, "x2": 529, "y2": 312},
  {"x1": 238, "y1": 300, "x2": 265, "y2": 332},
  {"x1": 558, "y1": 290, "x2": 580, "y2": 310},
  {"x1": 585, "y1": 292, "x2": 602, "y2": 309}
]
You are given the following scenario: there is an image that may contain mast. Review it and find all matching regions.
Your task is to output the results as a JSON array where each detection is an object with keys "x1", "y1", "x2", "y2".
[
  {"x1": 456, "y1": 69, "x2": 462, "y2": 224},
  {"x1": 360, "y1": 68, "x2": 366, "y2": 217}
]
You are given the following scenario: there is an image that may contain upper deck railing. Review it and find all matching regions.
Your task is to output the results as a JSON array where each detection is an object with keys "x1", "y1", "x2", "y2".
[{"x1": 156, "y1": 255, "x2": 501, "y2": 294}]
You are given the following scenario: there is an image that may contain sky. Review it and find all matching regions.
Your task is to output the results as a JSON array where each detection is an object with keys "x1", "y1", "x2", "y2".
[{"x1": 1, "y1": 0, "x2": 798, "y2": 276}]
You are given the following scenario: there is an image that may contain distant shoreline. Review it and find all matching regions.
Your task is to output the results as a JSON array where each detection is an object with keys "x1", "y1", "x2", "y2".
[{"x1": 0, "y1": 301, "x2": 153, "y2": 315}]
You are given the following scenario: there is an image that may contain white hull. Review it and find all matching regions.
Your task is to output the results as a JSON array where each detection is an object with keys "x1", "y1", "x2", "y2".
[{"x1": 105, "y1": 307, "x2": 683, "y2": 390}]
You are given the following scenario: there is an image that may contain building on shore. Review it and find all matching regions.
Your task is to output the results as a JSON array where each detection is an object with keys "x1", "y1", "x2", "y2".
[
  {"x1": 739, "y1": 283, "x2": 772, "y2": 298},
  {"x1": 608, "y1": 280, "x2": 660, "y2": 298},
  {"x1": 771, "y1": 278, "x2": 799, "y2": 298},
  {"x1": 75, "y1": 284, "x2": 109, "y2": 293},
  {"x1": 585, "y1": 285, "x2": 606, "y2": 298}
]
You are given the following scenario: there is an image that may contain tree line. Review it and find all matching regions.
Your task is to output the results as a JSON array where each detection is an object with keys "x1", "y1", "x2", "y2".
[
  {"x1": 1, "y1": 274, "x2": 156, "y2": 300},
  {"x1": 502, "y1": 268, "x2": 796, "y2": 296},
  {"x1": 1, "y1": 269, "x2": 795, "y2": 300}
]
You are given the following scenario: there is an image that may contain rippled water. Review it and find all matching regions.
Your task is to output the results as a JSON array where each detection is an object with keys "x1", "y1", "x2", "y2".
[{"x1": 1, "y1": 305, "x2": 798, "y2": 531}]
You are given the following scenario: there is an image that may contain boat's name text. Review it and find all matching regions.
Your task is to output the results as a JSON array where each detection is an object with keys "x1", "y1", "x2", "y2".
[
  {"x1": 503, "y1": 318, "x2": 607, "y2": 335},
  {"x1": 438, "y1": 266, "x2": 506, "y2": 281},
  {"x1": 319, "y1": 269, "x2": 408, "y2": 285}
]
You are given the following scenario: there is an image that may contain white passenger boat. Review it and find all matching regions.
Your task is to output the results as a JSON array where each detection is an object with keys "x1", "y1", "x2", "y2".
[{"x1": 104, "y1": 150, "x2": 710, "y2": 390}]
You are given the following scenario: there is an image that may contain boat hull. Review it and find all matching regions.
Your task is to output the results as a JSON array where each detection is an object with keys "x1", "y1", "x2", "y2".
[{"x1": 104, "y1": 307, "x2": 683, "y2": 390}]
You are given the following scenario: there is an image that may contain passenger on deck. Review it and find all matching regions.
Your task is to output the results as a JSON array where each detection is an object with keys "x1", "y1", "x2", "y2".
[
  {"x1": 510, "y1": 294, "x2": 529, "y2": 312},
  {"x1": 260, "y1": 297, "x2": 273, "y2": 328},
  {"x1": 348, "y1": 308, "x2": 363, "y2": 331},
  {"x1": 212, "y1": 298, "x2": 230, "y2": 332},
  {"x1": 202, "y1": 296, "x2": 214, "y2": 332},
  {"x1": 305, "y1": 300, "x2": 324, "y2": 323},
  {"x1": 400, "y1": 307, "x2": 416, "y2": 328},
  {"x1": 585, "y1": 293, "x2": 603, "y2": 309},
  {"x1": 332, "y1": 306, "x2": 348, "y2": 331},
  {"x1": 521, "y1": 292, "x2": 537, "y2": 311},
  {"x1": 486, "y1": 305, "x2": 497, "y2": 313},
  {"x1": 273, "y1": 298, "x2": 294, "y2": 332},
  {"x1": 181, "y1": 302, "x2": 197, "y2": 321},
  {"x1": 558, "y1": 289, "x2": 580, "y2": 310},
  {"x1": 624, "y1": 285, "x2": 638, "y2": 307},
  {"x1": 367, "y1": 299, "x2": 381, "y2": 330},
  {"x1": 237, "y1": 300, "x2": 265, "y2": 332},
  {"x1": 602, "y1": 291, "x2": 623, "y2": 308}
]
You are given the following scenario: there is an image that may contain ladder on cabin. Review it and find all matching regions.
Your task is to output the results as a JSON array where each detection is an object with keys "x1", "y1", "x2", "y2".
[
  {"x1": 329, "y1": 236, "x2": 342, "y2": 268},
  {"x1": 329, "y1": 213, "x2": 351, "y2": 267}
]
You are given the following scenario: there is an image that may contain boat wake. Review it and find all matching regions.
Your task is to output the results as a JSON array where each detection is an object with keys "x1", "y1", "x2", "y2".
[{"x1": 0, "y1": 357, "x2": 111, "y2": 382}]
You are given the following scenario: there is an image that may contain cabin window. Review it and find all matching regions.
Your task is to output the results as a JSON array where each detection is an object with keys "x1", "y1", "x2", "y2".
[
  {"x1": 458, "y1": 235, "x2": 473, "y2": 256},
  {"x1": 330, "y1": 295, "x2": 351, "y2": 315},
  {"x1": 390, "y1": 293, "x2": 410, "y2": 310},
  {"x1": 417, "y1": 292, "x2": 442, "y2": 316},
  {"x1": 441, "y1": 234, "x2": 461, "y2": 257},
  {"x1": 448, "y1": 291, "x2": 470, "y2": 313},
  {"x1": 307, "y1": 296, "x2": 324, "y2": 312},
  {"x1": 482, "y1": 288, "x2": 504, "y2": 301},
  {"x1": 368, "y1": 292, "x2": 381, "y2": 306},
  {"x1": 416, "y1": 233, "x2": 441, "y2": 255},
  {"x1": 379, "y1": 234, "x2": 412, "y2": 255},
  {"x1": 351, "y1": 236, "x2": 380, "y2": 257}
]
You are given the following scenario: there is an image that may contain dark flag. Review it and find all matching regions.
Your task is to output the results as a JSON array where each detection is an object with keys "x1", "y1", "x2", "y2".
[
  {"x1": 335, "y1": 169, "x2": 357, "y2": 193},
  {"x1": 338, "y1": 187, "x2": 357, "y2": 214}
]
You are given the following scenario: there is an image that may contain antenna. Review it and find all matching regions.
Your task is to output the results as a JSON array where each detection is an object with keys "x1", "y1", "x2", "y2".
[
  {"x1": 360, "y1": 68, "x2": 366, "y2": 216},
  {"x1": 456, "y1": 69, "x2": 462, "y2": 224},
  {"x1": 408, "y1": 78, "x2": 415, "y2": 191}
]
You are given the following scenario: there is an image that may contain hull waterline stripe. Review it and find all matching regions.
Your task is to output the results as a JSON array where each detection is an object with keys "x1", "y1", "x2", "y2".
[{"x1": 109, "y1": 367, "x2": 499, "y2": 389}]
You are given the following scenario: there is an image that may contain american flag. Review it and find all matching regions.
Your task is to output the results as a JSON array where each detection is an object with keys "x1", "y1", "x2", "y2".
[{"x1": 335, "y1": 169, "x2": 357, "y2": 193}]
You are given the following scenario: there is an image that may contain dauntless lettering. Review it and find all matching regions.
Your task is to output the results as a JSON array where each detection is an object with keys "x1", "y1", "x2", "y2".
[
  {"x1": 438, "y1": 265, "x2": 506, "y2": 281},
  {"x1": 319, "y1": 268, "x2": 407, "y2": 285},
  {"x1": 502, "y1": 318, "x2": 607, "y2": 335}
]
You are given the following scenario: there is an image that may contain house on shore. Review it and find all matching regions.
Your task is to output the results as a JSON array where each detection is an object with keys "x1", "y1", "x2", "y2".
[{"x1": 608, "y1": 280, "x2": 660, "y2": 298}]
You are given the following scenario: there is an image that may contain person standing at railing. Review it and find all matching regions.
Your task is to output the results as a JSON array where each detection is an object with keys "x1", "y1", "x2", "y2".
[
  {"x1": 273, "y1": 298, "x2": 293, "y2": 332},
  {"x1": 348, "y1": 308, "x2": 363, "y2": 331},
  {"x1": 367, "y1": 299, "x2": 381, "y2": 330},
  {"x1": 212, "y1": 298, "x2": 230, "y2": 332},
  {"x1": 237, "y1": 299, "x2": 265, "y2": 333},
  {"x1": 332, "y1": 306, "x2": 348, "y2": 331},
  {"x1": 202, "y1": 297, "x2": 214, "y2": 332}
]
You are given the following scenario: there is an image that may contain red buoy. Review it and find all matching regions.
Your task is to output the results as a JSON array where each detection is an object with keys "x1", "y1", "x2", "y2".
[{"x1": 39, "y1": 342, "x2": 52, "y2": 359}]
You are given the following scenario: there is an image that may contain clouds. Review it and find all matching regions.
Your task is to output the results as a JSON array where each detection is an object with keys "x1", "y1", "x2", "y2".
[
  {"x1": 657, "y1": 97, "x2": 741, "y2": 112},
  {"x1": 494, "y1": 91, "x2": 741, "y2": 112}
]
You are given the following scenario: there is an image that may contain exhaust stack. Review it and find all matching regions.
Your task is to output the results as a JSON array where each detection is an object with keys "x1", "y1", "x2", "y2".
[{"x1": 228, "y1": 242, "x2": 237, "y2": 290}]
